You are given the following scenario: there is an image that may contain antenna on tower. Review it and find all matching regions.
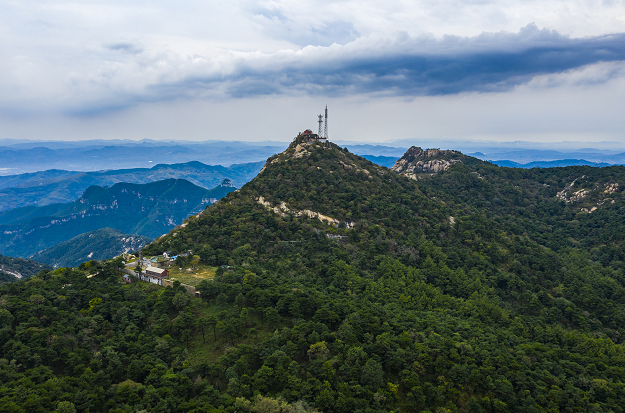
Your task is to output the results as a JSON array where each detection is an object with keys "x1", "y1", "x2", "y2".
[
  {"x1": 318, "y1": 113, "x2": 323, "y2": 137},
  {"x1": 323, "y1": 105, "x2": 328, "y2": 140}
]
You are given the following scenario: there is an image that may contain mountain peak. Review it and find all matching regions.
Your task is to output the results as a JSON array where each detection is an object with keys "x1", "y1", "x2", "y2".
[
  {"x1": 391, "y1": 146, "x2": 470, "y2": 178},
  {"x1": 258, "y1": 139, "x2": 344, "y2": 174},
  {"x1": 220, "y1": 178, "x2": 235, "y2": 188}
]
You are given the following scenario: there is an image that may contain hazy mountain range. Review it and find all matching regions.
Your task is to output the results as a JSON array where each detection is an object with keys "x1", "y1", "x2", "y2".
[
  {"x1": 0, "y1": 140, "x2": 284, "y2": 175},
  {"x1": 490, "y1": 159, "x2": 613, "y2": 168},
  {"x1": 2, "y1": 139, "x2": 624, "y2": 177},
  {"x1": 0, "y1": 139, "x2": 623, "y2": 272},
  {"x1": 362, "y1": 155, "x2": 619, "y2": 170},
  {"x1": 0, "y1": 178, "x2": 237, "y2": 258},
  {"x1": 0, "y1": 160, "x2": 262, "y2": 212}
]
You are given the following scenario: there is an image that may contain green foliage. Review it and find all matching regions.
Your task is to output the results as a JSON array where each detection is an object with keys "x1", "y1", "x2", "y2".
[{"x1": 3, "y1": 141, "x2": 625, "y2": 412}]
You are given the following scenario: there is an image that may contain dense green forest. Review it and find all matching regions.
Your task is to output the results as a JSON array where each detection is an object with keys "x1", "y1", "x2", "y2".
[{"x1": 1, "y1": 140, "x2": 625, "y2": 412}]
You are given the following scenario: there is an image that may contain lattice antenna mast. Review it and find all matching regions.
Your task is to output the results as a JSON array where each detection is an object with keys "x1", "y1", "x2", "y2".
[
  {"x1": 318, "y1": 114, "x2": 323, "y2": 137},
  {"x1": 323, "y1": 105, "x2": 328, "y2": 140}
]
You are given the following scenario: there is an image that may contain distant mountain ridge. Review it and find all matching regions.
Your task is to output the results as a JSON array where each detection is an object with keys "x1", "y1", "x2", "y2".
[
  {"x1": 0, "y1": 178, "x2": 236, "y2": 258},
  {"x1": 0, "y1": 160, "x2": 262, "y2": 212},
  {"x1": 492, "y1": 159, "x2": 614, "y2": 168},
  {"x1": 31, "y1": 228, "x2": 151, "y2": 268},
  {"x1": 0, "y1": 142, "x2": 285, "y2": 176},
  {"x1": 371, "y1": 146, "x2": 617, "y2": 171},
  {"x1": 359, "y1": 155, "x2": 399, "y2": 168}
]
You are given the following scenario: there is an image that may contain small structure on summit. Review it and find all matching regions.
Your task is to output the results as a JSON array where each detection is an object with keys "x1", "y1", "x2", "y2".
[{"x1": 296, "y1": 105, "x2": 329, "y2": 142}]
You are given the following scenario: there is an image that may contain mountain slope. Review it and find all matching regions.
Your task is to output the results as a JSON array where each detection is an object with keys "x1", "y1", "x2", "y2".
[
  {"x1": 0, "y1": 178, "x2": 237, "y2": 257},
  {"x1": 0, "y1": 254, "x2": 50, "y2": 284},
  {"x1": 393, "y1": 146, "x2": 625, "y2": 258},
  {"x1": 139, "y1": 138, "x2": 625, "y2": 411},
  {"x1": 30, "y1": 228, "x2": 150, "y2": 268},
  {"x1": 2, "y1": 139, "x2": 625, "y2": 412},
  {"x1": 0, "y1": 160, "x2": 263, "y2": 211}
]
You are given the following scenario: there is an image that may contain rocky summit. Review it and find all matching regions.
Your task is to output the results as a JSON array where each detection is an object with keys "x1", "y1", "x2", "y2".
[{"x1": 391, "y1": 146, "x2": 478, "y2": 178}]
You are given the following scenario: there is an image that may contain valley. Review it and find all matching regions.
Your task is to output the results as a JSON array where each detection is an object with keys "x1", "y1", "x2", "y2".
[
  {"x1": 0, "y1": 160, "x2": 263, "y2": 212},
  {"x1": 0, "y1": 178, "x2": 237, "y2": 261}
]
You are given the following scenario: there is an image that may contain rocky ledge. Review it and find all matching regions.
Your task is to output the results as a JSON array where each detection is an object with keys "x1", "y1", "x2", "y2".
[{"x1": 391, "y1": 147, "x2": 465, "y2": 176}]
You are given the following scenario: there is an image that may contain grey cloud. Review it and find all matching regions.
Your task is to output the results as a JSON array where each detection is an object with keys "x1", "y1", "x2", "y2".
[
  {"x1": 60, "y1": 24, "x2": 625, "y2": 117},
  {"x1": 152, "y1": 24, "x2": 625, "y2": 101}
]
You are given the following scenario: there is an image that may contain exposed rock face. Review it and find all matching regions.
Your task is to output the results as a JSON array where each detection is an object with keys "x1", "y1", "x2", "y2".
[
  {"x1": 604, "y1": 183, "x2": 619, "y2": 194},
  {"x1": 555, "y1": 178, "x2": 621, "y2": 213},
  {"x1": 256, "y1": 196, "x2": 355, "y2": 229},
  {"x1": 391, "y1": 147, "x2": 465, "y2": 177},
  {"x1": 220, "y1": 179, "x2": 235, "y2": 188}
]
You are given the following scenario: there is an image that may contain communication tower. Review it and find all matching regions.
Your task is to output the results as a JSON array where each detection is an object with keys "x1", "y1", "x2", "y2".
[
  {"x1": 318, "y1": 114, "x2": 323, "y2": 137},
  {"x1": 323, "y1": 105, "x2": 328, "y2": 140}
]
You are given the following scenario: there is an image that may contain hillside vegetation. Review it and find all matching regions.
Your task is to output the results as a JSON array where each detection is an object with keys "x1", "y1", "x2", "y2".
[
  {"x1": 1, "y1": 140, "x2": 625, "y2": 412},
  {"x1": 30, "y1": 228, "x2": 151, "y2": 269},
  {"x1": 0, "y1": 254, "x2": 49, "y2": 285},
  {"x1": 0, "y1": 178, "x2": 237, "y2": 258}
]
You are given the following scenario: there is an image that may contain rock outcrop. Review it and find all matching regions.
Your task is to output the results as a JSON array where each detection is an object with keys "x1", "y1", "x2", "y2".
[{"x1": 391, "y1": 147, "x2": 466, "y2": 178}]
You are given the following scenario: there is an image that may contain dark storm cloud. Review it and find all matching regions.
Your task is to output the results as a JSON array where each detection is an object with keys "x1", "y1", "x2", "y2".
[{"x1": 157, "y1": 24, "x2": 625, "y2": 99}]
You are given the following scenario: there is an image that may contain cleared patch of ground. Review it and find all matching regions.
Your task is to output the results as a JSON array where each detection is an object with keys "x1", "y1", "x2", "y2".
[{"x1": 166, "y1": 264, "x2": 217, "y2": 286}]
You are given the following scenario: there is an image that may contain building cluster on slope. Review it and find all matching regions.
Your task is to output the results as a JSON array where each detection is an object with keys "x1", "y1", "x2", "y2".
[
  {"x1": 123, "y1": 251, "x2": 181, "y2": 285},
  {"x1": 120, "y1": 250, "x2": 205, "y2": 297}
]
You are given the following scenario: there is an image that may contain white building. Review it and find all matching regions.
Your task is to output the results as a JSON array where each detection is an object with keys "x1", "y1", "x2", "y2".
[{"x1": 138, "y1": 266, "x2": 169, "y2": 285}]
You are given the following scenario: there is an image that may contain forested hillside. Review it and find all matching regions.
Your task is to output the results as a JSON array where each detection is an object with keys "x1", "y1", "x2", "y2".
[
  {"x1": 30, "y1": 228, "x2": 151, "y2": 269},
  {"x1": 0, "y1": 178, "x2": 237, "y2": 258},
  {"x1": 1, "y1": 139, "x2": 625, "y2": 412},
  {"x1": 0, "y1": 254, "x2": 49, "y2": 285}
]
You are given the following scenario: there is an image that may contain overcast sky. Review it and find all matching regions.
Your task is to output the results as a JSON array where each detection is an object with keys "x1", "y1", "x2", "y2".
[{"x1": 2, "y1": 0, "x2": 625, "y2": 145}]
